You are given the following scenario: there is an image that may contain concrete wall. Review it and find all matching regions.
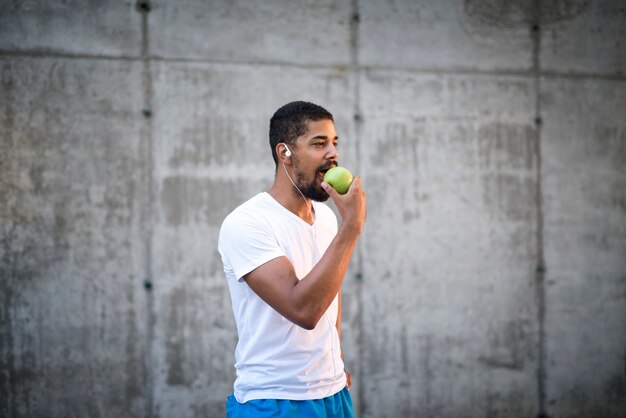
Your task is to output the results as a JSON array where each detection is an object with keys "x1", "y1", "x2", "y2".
[{"x1": 1, "y1": 1, "x2": 624, "y2": 417}]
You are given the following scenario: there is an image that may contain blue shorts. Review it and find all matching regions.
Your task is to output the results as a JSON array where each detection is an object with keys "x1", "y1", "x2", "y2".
[{"x1": 226, "y1": 386, "x2": 355, "y2": 418}]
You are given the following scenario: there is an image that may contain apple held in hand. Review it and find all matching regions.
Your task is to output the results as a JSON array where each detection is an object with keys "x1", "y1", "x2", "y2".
[{"x1": 323, "y1": 166, "x2": 353, "y2": 195}]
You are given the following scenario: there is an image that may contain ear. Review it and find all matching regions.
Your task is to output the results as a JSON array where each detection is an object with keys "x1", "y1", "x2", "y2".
[{"x1": 276, "y1": 143, "x2": 292, "y2": 163}]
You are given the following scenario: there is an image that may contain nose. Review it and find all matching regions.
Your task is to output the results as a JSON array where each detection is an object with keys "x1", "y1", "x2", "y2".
[{"x1": 326, "y1": 143, "x2": 339, "y2": 160}]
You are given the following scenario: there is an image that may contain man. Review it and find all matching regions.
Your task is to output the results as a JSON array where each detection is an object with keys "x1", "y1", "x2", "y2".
[{"x1": 218, "y1": 101, "x2": 366, "y2": 417}]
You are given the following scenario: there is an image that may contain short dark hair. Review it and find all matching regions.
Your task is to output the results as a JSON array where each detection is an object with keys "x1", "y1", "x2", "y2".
[{"x1": 269, "y1": 101, "x2": 334, "y2": 166}]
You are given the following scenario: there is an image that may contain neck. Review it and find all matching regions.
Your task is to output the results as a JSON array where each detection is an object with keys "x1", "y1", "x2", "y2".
[{"x1": 268, "y1": 164, "x2": 315, "y2": 224}]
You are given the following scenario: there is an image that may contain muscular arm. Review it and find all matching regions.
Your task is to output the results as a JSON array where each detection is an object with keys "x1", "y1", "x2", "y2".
[{"x1": 244, "y1": 178, "x2": 366, "y2": 330}]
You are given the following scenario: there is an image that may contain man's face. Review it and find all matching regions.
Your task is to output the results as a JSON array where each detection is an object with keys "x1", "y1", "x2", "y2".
[{"x1": 291, "y1": 119, "x2": 339, "y2": 202}]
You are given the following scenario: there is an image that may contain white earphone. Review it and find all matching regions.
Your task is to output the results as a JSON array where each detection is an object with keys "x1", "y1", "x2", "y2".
[{"x1": 281, "y1": 143, "x2": 292, "y2": 157}]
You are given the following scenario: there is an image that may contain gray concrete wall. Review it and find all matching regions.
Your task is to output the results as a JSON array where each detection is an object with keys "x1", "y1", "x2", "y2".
[{"x1": 1, "y1": 1, "x2": 624, "y2": 417}]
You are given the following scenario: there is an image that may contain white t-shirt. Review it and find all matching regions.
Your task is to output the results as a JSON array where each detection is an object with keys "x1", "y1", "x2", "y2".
[{"x1": 218, "y1": 192, "x2": 346, "y2": 403}]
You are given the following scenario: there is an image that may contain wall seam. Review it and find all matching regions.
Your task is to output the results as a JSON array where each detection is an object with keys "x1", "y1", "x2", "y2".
[
  {"x1": 349, "y1": 0, "x2": 366, "y2": 416},
  {"x1": 136, "y1": 1, "x2": 156, "y2": 417},
  {"x1": 532, "y1": 1, "x2": 547, "y2": 417},
  {"x1": 1, "y1": 51, "x2": 624, "y2": 82}
]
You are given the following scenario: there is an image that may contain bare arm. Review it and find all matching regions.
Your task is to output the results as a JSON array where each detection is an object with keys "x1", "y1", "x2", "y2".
[
  {"x1": 244, "y1": 178, "x2": 366, "y2": 330},
  {"x1": 336, "y1": 291, "x2": 342, "y2": 339},
  {"x1": 336, "y1": 292, "x2": 352, "y2": 389}
]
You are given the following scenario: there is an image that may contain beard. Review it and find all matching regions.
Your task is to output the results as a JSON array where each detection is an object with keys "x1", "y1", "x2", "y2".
[
  {"x1": 293, "y1": 162, "x2": 337, "y2": 202},
  {"x1": 296, "y1": 173, "x2": 329, "y2": 202}
]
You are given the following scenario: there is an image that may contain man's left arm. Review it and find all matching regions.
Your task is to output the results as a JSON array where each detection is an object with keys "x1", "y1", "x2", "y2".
[{"x1": 336, "y1": 292, "x2": 352, "y2": 390}]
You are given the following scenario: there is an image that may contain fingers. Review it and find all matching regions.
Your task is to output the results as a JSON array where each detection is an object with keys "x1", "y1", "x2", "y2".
[
  {"x1": 322, "y1": 176, "x2": 362, "y2": 199},
  {"x1": 348, "y1": 176, "x2": 361, "y2": 194},
  {"x1": 345, "y1": 369, "x2": 353, "y2": 390},
  {"x1": 323, "y1": 176, "x2": 366, "y2": 232},
  {"x1": 321, "y1": 181, "x2": 340, "y2": 200}
]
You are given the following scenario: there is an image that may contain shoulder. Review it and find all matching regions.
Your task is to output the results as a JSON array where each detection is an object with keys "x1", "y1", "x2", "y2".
[
  {"x1": 223, "y1": 193, "x2": 261, "y2": 220},
  {"x1": 220, "y1": 193, "x2": 272, "y2": 239},
  {"x1": 220, "y1": 194, "x2": 270, "y2": 235}
]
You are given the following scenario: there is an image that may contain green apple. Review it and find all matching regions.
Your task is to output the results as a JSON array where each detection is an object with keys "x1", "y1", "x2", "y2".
[{"x1": 323, "y1": 166, "x2": 353, "y2": 195}]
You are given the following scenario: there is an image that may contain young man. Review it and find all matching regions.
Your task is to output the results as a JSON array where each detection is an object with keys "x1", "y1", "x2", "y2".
[{"x1": 218, "y1": 101, "x2": 366, "y2": 417}]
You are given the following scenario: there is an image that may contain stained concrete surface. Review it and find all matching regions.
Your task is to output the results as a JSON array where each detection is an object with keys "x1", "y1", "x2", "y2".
[{"x1": 1, "y1": 1, "x2": 625, "y2": 417}]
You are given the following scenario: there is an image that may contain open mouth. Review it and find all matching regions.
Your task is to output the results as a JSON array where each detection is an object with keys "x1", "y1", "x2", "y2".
[{"x1": 318, "y1": 164, "x2": 337, "y2": 181}]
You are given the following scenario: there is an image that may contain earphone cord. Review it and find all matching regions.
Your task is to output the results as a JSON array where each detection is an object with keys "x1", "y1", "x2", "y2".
[
  {"x1": 283, "y1": 162, "x2": 336, "y2": 395},
  {"x1": 282, "y1": 162, "x2": 313, "y2": 220}
]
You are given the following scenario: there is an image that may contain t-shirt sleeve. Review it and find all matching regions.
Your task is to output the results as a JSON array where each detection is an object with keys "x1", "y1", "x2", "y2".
[{"x1": 218, "y1": 212, "x2": 285, "y2": 282}]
